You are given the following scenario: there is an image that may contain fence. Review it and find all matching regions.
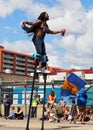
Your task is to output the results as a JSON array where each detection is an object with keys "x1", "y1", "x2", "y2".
[{"x1": 0, "y1": 80, "x2": 93, "y2": 116}]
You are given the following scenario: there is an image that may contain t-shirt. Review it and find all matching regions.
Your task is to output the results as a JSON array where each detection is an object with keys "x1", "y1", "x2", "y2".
[
  {"x1": 32, "y1": 98, "x2": 39, "y2": 107},
  {"x1": 10, "y1": 110, "x2": 15, "y2": 119},
  {"x1": 48, "y1": 95, "x2": 56, "y2": 104}
]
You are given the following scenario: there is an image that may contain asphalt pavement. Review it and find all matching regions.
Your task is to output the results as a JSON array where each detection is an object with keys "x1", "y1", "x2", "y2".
[{"x1": 0, "y1": 117, "x2": 93, "y2": 130}]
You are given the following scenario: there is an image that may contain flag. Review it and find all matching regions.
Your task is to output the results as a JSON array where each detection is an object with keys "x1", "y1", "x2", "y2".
[
  {"x1": 61, "y1": 73, "x2": 87, "y2": 99},
  {"x1": 60, "y1": 88, "x2": 77, "y2": 100}
]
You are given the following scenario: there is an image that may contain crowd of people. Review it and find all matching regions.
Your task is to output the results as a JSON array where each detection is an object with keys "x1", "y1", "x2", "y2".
[
  {"x1": 3, "y1": 95, "x2": 24, "y2": 120},
  {"x1": 43, "y1": 98, "x2": 93, "y2": 124},
  {"x1": 5, "y1": 106, "x2": 24, "y2": 120},
  {"x1": 3, "y1": 90, "x2": 93, "y2": 124},
  {"x1": 42, "y1": 90, "x2": 93, "y2": 124}
]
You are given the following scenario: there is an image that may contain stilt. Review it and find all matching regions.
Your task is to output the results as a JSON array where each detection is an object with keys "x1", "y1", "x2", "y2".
[
  {"x1": 41, "y1": 73, "x2": 47, "y2": 130},
  {"x1": 25, "y1": 53, "x2": 49, "y2": 130},
  {"x1": 25, "y1": 59, "x2": 38, "y2": 130}
]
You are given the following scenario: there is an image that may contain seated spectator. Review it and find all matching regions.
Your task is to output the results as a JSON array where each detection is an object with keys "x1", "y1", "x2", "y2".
[
  {"x1": 58, "y1": 98, "x2": 67, "y2": 108},
  {"x1": 49, "y1": 109, "x2": 56, "y2": 122},
  {"x1": 44, "y1": 107, "x2": 50, "y2": 120},
  {"x1": 6, "y1": 106, "x2": 15, "y2": 119},
  {"x1": 15, "y1": 107, "x2": 24, "y2": 120},
  {"x1": 90, "y1": 110, "x2": 93, "y2": 121},
  {"x1": 48, "y1": 91, "x2": 56, "y2": 107},
  {"x1": 48, "y1": 109, "x2": 60, "y2": 122},
  {"x1": 81, "y1": 109, "x2": 90, "y2": 122},
  {"x1": 40, "y1": 107, "x2": 50, "y2": 120},
  {"x1": 62, "y1": 106, "x2": 70, "y2": 121}
]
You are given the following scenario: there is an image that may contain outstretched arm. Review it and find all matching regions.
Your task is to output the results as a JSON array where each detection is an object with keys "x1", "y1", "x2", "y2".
[
  {"x1": 49, "y1": 29, "x2": 66, "y2": 36},
  {"x1": 49, "y1": 30, "x2": 61, "y2": 34},
  {"x1": 22, "y1": 20, "x2": 41, "y2": 26}
]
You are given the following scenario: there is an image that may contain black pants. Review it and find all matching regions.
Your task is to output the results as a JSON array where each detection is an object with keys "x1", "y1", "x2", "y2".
[
  {"x1": 31, "y1": 107, "x2": 37, "y2": 118},
  {"x1": 4, "y1": 104, "x2": 10, "y2": 118},
  {"x1": 32, "y1": 36, "x2": 46, "y2": 56},
  {"x1": 32, "y1": 35, "x2": 48, "y2": 66},
  {"x1": 15, "y1": 112, "x2": 24, "y2": 120}
]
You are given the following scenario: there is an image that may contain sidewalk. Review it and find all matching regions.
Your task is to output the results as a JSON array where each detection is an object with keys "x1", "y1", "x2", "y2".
[{"x1": 0, "y1": 117, "x2": 93, "y2": 130}]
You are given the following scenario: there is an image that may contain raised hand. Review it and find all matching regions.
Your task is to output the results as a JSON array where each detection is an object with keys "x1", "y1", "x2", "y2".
[
  {"x1": 22, "y1": 21, "x2": 27, "y2": 25},
  {"x1": 61, "y1": 29, "x2": 66, "y2": 36}
]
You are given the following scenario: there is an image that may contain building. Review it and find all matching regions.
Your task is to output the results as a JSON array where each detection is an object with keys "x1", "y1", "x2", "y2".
[
  {"x1": 0, "y1": 46, "x2": 93, "y2": 80},
  {"x1": 0, "y1": 46, "x2": 34, "y2": 76},
  {"x1": 0, "y1": 46, "x2": 93, "y2": 107}
]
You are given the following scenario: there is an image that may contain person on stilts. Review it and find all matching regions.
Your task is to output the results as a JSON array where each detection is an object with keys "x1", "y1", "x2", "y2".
[
  {"x1": 22, "y1": 11, "x2": 66, "y2": 70},
  {"x1": 22, "y1": 11, "x2": 66, "y2": 130}
]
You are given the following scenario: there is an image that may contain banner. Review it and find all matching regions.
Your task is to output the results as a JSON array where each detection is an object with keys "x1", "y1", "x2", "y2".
[
  {"x1": 60, "y1": 88, "x2": 77, "y2": 99},
  {"x1": 61, "y1": 73, "x2": 87, "y2": 99}
]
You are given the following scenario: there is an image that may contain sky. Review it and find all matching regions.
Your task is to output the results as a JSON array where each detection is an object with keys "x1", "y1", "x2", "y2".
[{"x1": 0, "y1": 0, "x2": 93, "y2": 70}]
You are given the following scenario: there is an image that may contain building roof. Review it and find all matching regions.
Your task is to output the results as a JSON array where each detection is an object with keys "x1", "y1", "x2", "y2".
[{"x1": 48, "y1": 66, "x2": 93, "y2": 75}]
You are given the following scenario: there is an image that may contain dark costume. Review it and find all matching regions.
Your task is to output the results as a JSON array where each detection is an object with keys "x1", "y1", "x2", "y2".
[
  {"x1": 22, "y1": 12, "x2": 50, "y2": 67},
  {"x1": 4, "y1": 95, "x2": 11, "y2": 118},
  {"x1": 22, "y1": 12, "x2": 66, "y2": 67}
]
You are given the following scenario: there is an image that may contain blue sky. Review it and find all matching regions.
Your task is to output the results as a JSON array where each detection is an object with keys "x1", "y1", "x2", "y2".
[{"x1": 0, "y1": 0, "x2": 93, "y2": 69}]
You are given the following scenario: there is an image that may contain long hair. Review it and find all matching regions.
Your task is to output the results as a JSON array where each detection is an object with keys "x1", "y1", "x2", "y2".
[
  {"x1": 50, "y1": 91, "x2": 55, "y2": 96},
  {"x1": 38, "y1": 12, "x2": 47, "y2": 21},
  {"x1": 22, "y1": 12, "x2": 48, "y2": 35}
]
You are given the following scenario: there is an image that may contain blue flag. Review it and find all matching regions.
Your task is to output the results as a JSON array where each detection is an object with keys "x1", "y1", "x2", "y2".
[
  {"x1": 60, "y1": 88, "x2": 77, "y2": 100},
  {"x1": 61, "y1": 73, "x2": 87, "y2": 99},
  {"x1": 67, "y1": 73, "x2": 87, "y2": 91}
]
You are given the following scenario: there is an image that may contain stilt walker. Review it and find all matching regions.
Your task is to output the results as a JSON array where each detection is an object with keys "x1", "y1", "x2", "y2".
[{"x1": 22, "y1": 11, "x2": 66, "y2": 130}]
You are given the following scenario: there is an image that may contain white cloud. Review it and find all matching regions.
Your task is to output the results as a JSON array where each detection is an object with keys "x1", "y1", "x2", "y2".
[
  {"x1": 0, "y1": 0, "x2": 93, "y2": 70},
  {"x1": 1, "y1": 40, "x2": 35, "y2": 54}
]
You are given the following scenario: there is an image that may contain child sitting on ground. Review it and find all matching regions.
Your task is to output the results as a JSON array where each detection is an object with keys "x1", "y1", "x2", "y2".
[{"x1": 6, "y1": 106, "x2": 15, "y2": 119}]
